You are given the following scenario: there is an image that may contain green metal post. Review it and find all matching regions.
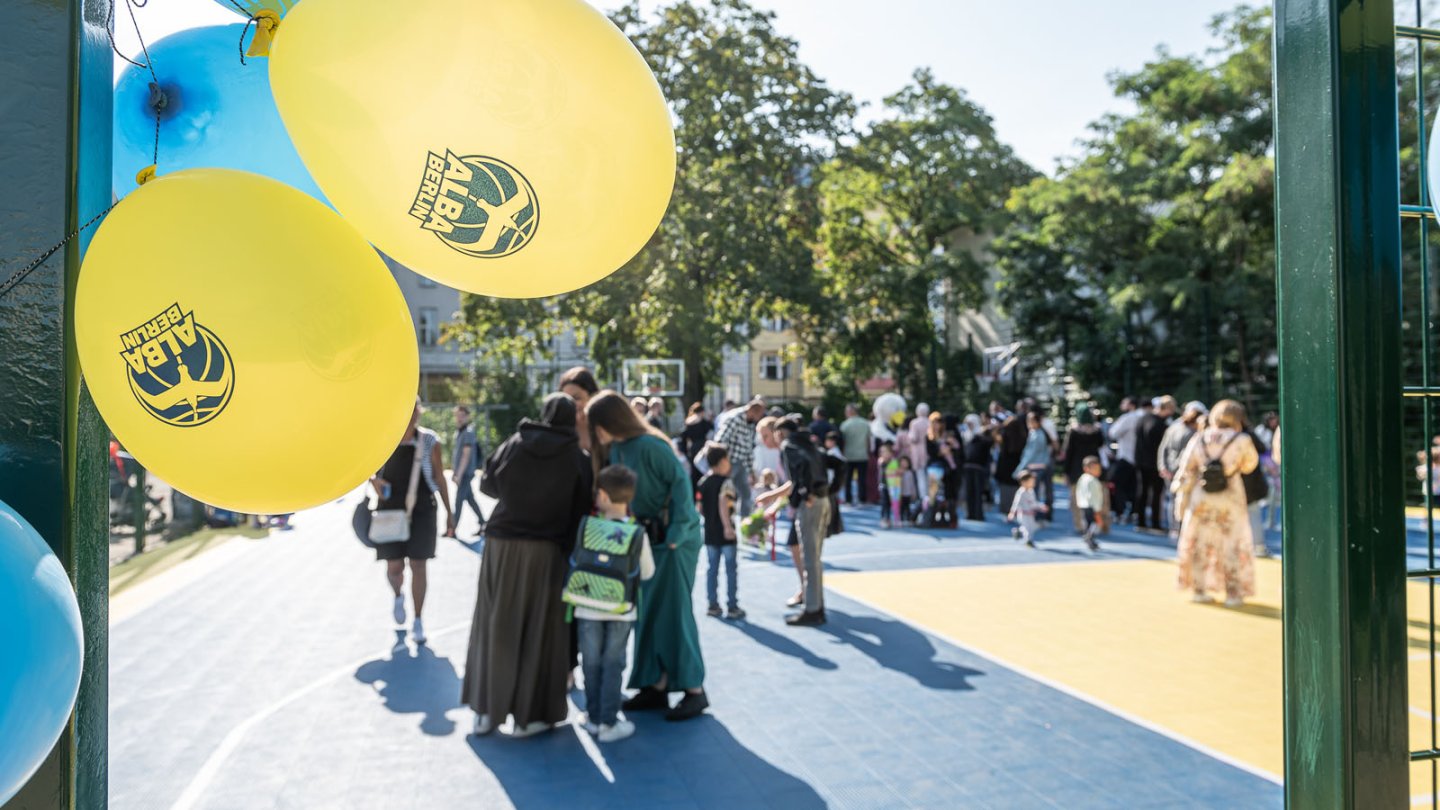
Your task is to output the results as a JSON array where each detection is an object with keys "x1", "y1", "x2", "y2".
[
  {"x1": 1274, "y1": 0, "x2": 1409, "y2": 807},
  {"x1": 1, "y1": 1, "x2": 111, "y2": 808}
]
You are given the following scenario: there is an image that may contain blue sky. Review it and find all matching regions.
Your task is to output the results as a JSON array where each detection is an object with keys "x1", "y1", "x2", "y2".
[{"x1": 114, "y1": 0, "x2": 1248, "y2": 174}]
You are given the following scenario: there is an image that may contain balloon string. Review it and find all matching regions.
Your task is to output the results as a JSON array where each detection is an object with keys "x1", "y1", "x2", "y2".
[
  {"x1": 0, "y1": 204, "x2": 119, "y2": 300},
  {"x1": 105, "y1": 0, "x2": 147, "y2": 69},
  {"x1": 120, "y1": 0, "x2": 158, "y2": 85},
  {"x1": 5, "y1": 0, "x2": 155, "y2": 299},
  {"x1": 239, "y1": 16, "x2": 258, "y2": 66}
]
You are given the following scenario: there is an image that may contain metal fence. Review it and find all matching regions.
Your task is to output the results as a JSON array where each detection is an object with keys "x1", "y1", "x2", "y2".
[{"x1": 1400, "y1": 10, "x2": 1440, "y2": 802}]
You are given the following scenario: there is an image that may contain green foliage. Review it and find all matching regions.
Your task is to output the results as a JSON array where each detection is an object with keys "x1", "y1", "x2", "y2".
[
  {"x1": 802, "y1": 69, "x2": 1036, "y2": 406},
  {"x1": 992, "y1": 6, "x2": 1275, "y2": 412},
  {"x1": 445, "y1": 0, "x2": 853, "y2": 403}
]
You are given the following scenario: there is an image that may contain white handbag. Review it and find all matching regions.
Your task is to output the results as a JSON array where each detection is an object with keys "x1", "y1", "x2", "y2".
[{"x1": 370, "y1": 438, "x2": 424, "y2": 544}]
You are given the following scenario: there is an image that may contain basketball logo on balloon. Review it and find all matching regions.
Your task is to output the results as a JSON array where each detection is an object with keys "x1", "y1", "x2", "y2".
[
  {"x1": 119, "y1": 303, "x2": 234, "y2": 427},
  {"x1": 409, "y1": 151, "x2": 538, "y2": 259}
]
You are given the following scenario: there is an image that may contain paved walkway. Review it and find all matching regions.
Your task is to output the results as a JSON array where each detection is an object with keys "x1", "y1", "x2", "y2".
[{"x1": 109, "y1": 490, "x2": 1282, "y2": 809}]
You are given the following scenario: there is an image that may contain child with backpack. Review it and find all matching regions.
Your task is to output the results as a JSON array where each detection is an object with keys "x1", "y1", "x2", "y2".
[
  {"x1": 698, "y1": 444, "x2": 744, "y2": 619},
  {"x1": 565, "y1": 464, "x2": 654, "y2": 742}
]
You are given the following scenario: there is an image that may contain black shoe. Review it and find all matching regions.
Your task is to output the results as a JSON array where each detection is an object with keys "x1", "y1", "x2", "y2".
[
  {"x1": 665, "y1": 690, "x2": 709, "y2": 721},
  {"x1": 621, "y1": 686, "x2": 669, "y2": 711},
  {"x1": 706, "y1": 604, "x2": 722, "y2": 617},
  {"x1": 786, "y1": 609, "x2": 826, "y2": 626}
]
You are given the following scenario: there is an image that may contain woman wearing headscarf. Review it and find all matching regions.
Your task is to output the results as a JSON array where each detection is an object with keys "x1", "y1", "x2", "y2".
[
  {"x1": 463, "y1": 393, "x2": 593, "y2": 738},
  {"x1": 1061, "y1": 404, "x2": 1106, "y2": 533},
  {"x1": 586, "y1": 390, "x2": 709, "y2": 721}
]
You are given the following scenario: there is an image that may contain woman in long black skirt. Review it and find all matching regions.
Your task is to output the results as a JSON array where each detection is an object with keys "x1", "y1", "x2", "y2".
[{"x1": 462, "y1": 393, "x2": 593, "y2": 737}]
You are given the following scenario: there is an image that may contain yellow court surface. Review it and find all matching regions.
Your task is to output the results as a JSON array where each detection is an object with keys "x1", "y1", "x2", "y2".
[{"x1": 829, "y1": 557, "x2": 1440, "y2": 803}]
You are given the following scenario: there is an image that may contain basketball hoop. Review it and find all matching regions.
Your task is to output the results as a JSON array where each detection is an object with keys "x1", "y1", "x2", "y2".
[
  {"x1": 622, "y1": 358, "x2": 685, "y2": 398},
  {"x1": 975, "y1": 373, "x2": 996, "y2": 394}
]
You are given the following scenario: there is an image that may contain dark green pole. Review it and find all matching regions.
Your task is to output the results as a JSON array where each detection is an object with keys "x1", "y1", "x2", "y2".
[
  {"x1": 1274, "y1": 0, "x2": 1408, "y2": 806},
  {"x1": 1, "y1": 1, "x2": 111, "y2": 808}
]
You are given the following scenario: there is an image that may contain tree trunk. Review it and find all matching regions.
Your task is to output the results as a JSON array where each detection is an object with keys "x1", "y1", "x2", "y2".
[
  {"x1": 1235, "y1": 314, "x2": 1257, "y2": 417},
  {"x1": 684, "y1": 345, "x2": 704, "y2": 408}
]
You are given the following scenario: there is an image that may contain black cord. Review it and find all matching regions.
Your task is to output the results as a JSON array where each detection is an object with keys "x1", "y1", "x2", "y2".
[
  {"x1": 105, "y1": 0, "x2": 147, "y2": 69},
  {"x1": 0, "y1": 204, "x2": 119, "y2": 300},
  {"x1": 121, "y1": 0, "x2": 158, "y2": 84},
  {"x1": 239, "y1": 15, "x2": 259, "y2": 65}
]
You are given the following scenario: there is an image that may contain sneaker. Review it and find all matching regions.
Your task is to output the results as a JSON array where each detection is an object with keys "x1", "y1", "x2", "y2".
[
  {"x1": 1192, "y1": 592, "x2": 1215, "y2": 604},
  {"x1": 597, "y1": 720, "x2": 636, "y2": 742},
  {"x1": 621, "y1": 686, "x2": 669, "y2": 711},
  {"x1": 473, "y1": 713, "x2": 493, "y2": 736},
  {"x1": 1011, "y1": 527, "x2": 1022, "y2": 541},
  {"x1": 1224, "y1": 597, "x2": 1244, "y2": 608},
  {"x1": 412, "y1": 617, "x2": 427, "y2": 645},
  {"x1": 785, "y1": 609, "x2": 826, "y2": 627},
  {"x1": 393, "y1": 595, "x2": 406, "y2": 625},
  {"x1": 726, "y1": 606, "x2": 747, "y2": 620},
  {"x1": 1024, "y1": 539, "x2": 1036, "y2": 549},
  {"x1": 508, "y1": 721, "x2": 552, "y2": 738},
  {"x1": 706, "y1": 604, "x2": 722, "y2": 617},
  {"x1": 785, "y1": 592, "x2": 803, "y2": 607},
  {"x1": 879, "y1": 517, "x2": 891, "y2": 529},
  {"x1": 579, "y1": 714, "x2": 599, "y2": 735},
  {"x1": 665, "y1": 691, "x2": 709, "y2": 722}
]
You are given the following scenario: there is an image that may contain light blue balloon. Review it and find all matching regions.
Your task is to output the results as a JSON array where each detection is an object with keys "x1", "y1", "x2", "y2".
[
  {"x1": 113, "y1": 24, "x2": 326, "y2": 203},
  {"x1": 0, "y1": 500, "x2": 83, "y2": 806}
]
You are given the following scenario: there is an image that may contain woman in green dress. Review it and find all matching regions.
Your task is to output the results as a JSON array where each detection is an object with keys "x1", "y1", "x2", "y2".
[{"x1": 586, "y1": 391, "x2": 709, "y2": 721}]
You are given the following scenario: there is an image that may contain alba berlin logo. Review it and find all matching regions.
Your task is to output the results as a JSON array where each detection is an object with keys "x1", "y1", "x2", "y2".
[
  {"x1": 408, "y1": 150, "x2": 539, "y2": 259},
  {"x1": 118, "y1": 303, "x2": 234, "y2": 427}
]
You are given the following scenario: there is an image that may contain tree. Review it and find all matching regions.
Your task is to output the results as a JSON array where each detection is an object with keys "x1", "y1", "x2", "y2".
[
  {"x1": 801, "y1": 70, "x2": 1036, "y2": 409},
  {"x1": 446, "y1": 0, "x2": 853, "y2": 404},
  {"x1": 993, "y1": 6, "x2": 1276, "y2": 411}
]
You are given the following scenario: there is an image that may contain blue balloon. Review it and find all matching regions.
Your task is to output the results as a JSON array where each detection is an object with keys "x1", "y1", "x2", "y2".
[
  {"x1": 113, "y1": 24, "x2": 326, "y2": 203},
  {"x1": 0, "y1": 500, "x2": 83, "y2": 805}
]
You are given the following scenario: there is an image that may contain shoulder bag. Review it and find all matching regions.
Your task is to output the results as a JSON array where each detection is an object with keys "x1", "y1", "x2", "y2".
[{"x1": 359, "y1": 439, "x2": 424, "y2": 546}]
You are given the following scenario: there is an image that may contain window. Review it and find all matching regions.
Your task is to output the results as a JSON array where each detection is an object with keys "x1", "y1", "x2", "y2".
[
  {"x1": 725, "y1": 373, "x2": 742, "y2": 404},
  {"x1": 761, "y1": 352, "x2": 787, "y2": 380},
  {"x1": 762, "y1": 316, "x2": 789, "y2": 332},
  {"x1": 418, "y1": 307, "x2": 438, "y2": 347},
  {"x1": 417, "y1": 273, "x2": 437, "y2": 288}
]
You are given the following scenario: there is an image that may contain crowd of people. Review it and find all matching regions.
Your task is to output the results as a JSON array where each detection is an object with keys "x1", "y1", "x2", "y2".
[{"x1": 361, "y1": 374, "x2": 1286, "y2": 744}]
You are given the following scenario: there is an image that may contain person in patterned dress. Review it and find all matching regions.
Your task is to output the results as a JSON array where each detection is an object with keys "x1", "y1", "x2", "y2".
[{"x1": 1170, "y1": 399, "x2": 1260, "y2": 607}]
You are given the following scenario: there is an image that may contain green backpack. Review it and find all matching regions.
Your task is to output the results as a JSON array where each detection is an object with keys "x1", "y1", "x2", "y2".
[{"x1": 562, "y1": 515, "x2": 646, "y2": 615}]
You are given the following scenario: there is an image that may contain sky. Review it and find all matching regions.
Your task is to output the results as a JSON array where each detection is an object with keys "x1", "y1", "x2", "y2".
[{"x1": 111, "y1": 0, "x2": 1247, "y2": 174}]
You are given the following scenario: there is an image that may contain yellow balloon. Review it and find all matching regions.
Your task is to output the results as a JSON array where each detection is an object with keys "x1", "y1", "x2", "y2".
[
  {"x1": 76, "y1": 169, "x2": 419, "y2": 514},
  {"x1": 268, "y1": 0, "x2": 676, "y2": 298}
]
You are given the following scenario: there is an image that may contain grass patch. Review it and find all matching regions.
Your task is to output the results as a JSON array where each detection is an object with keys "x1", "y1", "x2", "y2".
[{"x1": 109, "y1": 525, "x2": 269, "y2": 598}]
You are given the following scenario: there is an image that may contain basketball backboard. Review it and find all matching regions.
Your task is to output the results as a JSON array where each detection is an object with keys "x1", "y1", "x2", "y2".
[{"x1": 621, "y1": 358, "x2": 684, "y2": 397}]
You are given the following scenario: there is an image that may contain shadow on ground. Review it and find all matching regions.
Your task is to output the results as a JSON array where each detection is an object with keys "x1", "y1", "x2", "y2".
[
  {"x1": 816, "y1": 609, "x2": 983, "y2": 690},
  {"x1": 466, "y1": 714, "x2": 826, "y2": 808},
  {"x1": 721, "y1": 617, "x2": 839, "y2": 670},
  {"x1": 354, "y1": 633, "x2": 464, "y2": 736}
]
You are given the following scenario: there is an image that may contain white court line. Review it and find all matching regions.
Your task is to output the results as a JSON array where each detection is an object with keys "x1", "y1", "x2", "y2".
[
  {"x1": 170, "y1": 622, "x2": 470, "y2": 810},
  {"x1": 827, "y1": 587, "x2": 1286, "y2": 787}
]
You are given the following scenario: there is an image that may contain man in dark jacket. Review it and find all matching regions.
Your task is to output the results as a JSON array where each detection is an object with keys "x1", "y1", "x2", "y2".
[
  {"x1": 762, "y1": 416, "x2": 831, "y2": 626},
  {"x1": 1134, "y1": 396, "x2": 1175, "y2": 531}
]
